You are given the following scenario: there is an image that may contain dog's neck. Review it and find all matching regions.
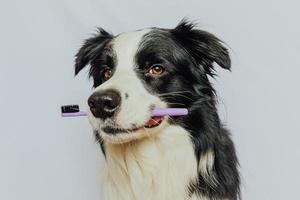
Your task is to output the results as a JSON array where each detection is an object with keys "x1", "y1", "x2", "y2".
[{"x1": 101, "y1": 125, "x2": 198, "y2": 200}]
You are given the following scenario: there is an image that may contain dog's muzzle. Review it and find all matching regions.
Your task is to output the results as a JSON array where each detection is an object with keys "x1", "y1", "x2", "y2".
[{"x1": 88, "y1": 89, "x2": 121, "y2": 119}]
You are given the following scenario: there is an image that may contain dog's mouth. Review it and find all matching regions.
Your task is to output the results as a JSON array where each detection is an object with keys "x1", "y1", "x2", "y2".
[
  {"x1": 144, "y1": 116, "x2": 164, "y2": 128},
  {"x1": 101, "y1": 116, "x2": 164, "y2": 134}
]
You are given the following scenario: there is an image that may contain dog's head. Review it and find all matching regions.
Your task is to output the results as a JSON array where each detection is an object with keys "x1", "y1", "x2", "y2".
[{"x1": 75, "y1": 20, "x2": 230, "y2": 144}]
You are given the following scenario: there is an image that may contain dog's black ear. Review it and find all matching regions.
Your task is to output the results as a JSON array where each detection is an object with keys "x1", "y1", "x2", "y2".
[
  {"x1": 75, "y1": 28, "x2": 113, "y2": 75},
  {"x1": 171, "y1": 20, "x2": 231, "y2": 74}
]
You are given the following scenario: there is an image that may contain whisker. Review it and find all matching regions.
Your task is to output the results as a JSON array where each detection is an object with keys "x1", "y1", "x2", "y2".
[
  {"x1": 168, "y1": 116, "x2": 178, "y2": 124},
  {"x1": 158, "y1": 92, "x2": 193, "y2": 101},
  {"x1": 158, "y1": 91, "x2": 191, "y2": 95},
  {"x1": 159, "y1": 94, "x2": 194, "y2": 101},
  {"x1": 166, "y1": 102, "x2": 186, "y2": 107}
]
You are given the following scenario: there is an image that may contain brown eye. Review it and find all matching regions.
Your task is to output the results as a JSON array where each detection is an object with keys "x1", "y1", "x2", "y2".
[
  {"x1": 102, "y1": 67, "x2": 112, "y2": 80},
  {"x1": 149, "y1": 65, "x2": 165, "y2": 76}
]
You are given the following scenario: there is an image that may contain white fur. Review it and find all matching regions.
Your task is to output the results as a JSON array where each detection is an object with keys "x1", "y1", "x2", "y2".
[
  {"x1": 198, "y1": 150, "x2": 218, "y2": 188},
  {"x1": 198, "y1": 150, "x2": 214, "y2": 176},
  {"x1": 102, "y1": 125, "x2": 198, "y2": 200}
]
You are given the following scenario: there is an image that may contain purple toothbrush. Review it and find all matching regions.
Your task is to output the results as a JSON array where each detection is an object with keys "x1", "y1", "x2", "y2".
[{"x1": 61, "y1": 105, "x2": 188, "y2": 117}]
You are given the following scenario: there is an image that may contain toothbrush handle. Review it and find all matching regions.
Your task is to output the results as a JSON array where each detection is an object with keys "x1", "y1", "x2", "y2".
[
  {"x1": 61, "y1": 111, "x2": 87, "y2": 117},
  {"x1": 151, "y1": 108, "x2": 188, "y2": 116},
  {"x1": 61, "y1": 108, "x2": 188, "y2": 117}
]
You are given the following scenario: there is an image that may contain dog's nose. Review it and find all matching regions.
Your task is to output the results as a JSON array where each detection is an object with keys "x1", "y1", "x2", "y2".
[{"x1": 88, "y1": 90, "x2": 121, "y2": 119}]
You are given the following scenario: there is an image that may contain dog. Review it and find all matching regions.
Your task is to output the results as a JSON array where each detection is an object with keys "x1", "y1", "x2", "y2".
[{"x1": 74, "y1": 20, "x2": 240, "y2": 200}]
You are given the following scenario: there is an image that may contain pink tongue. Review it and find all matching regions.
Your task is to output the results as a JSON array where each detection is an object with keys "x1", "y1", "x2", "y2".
[{"x1": 145, "y1": 116, "x2": 162, "y2": 126}]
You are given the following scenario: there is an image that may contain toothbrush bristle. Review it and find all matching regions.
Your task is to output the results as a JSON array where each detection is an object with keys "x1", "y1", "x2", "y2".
[{"x1": 61, "y1": 105, "x2": 80, "y2": 113}]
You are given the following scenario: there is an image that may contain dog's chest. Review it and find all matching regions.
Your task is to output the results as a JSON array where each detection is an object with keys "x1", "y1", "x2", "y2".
[{"x1": 102, "y1": 126, "x2": 198, "y2": 200}]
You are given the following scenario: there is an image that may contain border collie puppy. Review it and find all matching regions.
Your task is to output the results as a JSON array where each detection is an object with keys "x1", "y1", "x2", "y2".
[{"x1": 74, "y1": 20, "x2": 240, "y2": 200}]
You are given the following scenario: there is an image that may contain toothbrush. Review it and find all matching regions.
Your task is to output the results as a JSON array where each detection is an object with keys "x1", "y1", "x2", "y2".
[{"x1": 61, "y1": 105, "x2": 188, "y2": 117}]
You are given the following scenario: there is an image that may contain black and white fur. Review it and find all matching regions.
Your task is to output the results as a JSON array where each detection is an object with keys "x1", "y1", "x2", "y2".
[{"x1": 75, "y1": 20, "x2": 240, "y2": 200}]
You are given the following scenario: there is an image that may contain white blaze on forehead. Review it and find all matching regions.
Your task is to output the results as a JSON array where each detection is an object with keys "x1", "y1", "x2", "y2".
[
  {"x1": 112, "y1": 29, "x2": 150, "y2": 72},
  {"x1": 97, "y1": 28, "x2": 151, "y2": 91}
]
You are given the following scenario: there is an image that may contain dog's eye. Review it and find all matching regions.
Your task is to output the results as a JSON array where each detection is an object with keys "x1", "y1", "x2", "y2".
[
  {"x1": 149, "y1": 64, "x2": 165, "y2": 76},
  {"x1": 102, "y1": 66, "x2": 112, "y2": 81}
]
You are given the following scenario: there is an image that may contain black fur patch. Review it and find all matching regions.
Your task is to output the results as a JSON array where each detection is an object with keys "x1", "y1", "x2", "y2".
[
  {"x1": 135, "y1": 20, "x2": 240, "y2": 199},
  {"x1": 75, "y1": 28, "x2": 116, "y2": 88}
]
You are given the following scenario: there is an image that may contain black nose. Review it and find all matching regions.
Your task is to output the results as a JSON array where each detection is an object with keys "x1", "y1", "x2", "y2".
[{"x1": 88, "y1": 90, "x2": 121, "y2": 119}]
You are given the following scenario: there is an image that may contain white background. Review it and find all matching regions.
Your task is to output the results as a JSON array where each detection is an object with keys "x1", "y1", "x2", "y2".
[{"x1": 1, "y1": 0, "x2": 300, "y2": 199}]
